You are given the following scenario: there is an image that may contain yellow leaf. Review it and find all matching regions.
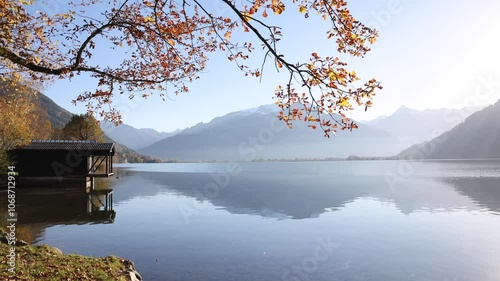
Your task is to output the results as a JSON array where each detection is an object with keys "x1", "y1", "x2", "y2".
[
  {"x1": 329, "y1": 71, "x2": 338, "y2": 80},
  {"x1": 339, "y1": 98, "x2": 349, "y2": 107},
  {"x1": 299, "y1": 6, "x2": 307, "y2": 13},
  {"x1": 144, "y1": 16, "x2": 155, "y2": 22}
]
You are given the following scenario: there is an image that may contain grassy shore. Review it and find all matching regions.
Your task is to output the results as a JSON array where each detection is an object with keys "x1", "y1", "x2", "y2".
[{"x1": 0, "y1": 241, "x2": 136, "y2": 280}]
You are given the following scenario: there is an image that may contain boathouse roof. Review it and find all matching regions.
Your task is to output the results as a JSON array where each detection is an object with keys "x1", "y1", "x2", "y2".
[{"x1": 15, "y1": 140, "x2": 115, "y2": 156}]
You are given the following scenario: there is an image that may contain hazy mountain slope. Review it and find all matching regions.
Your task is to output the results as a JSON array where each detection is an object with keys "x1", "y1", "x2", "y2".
[
  {"x1": 140, "y1": 108, "x2": 400, "y2": 161},
  {"x1": 175, "y1": 105, "x2": 274, "y2": 136},
  {"x1": 398, "y1": 101, "x2": 500, "y2": 159},
  {"x1": 368, "y1": 106, "x2": 480, "y2": 148},
  {"x1": 100, "y1": 122, "x2": 179, "y2": 150},
  {"x1": 0, "y1": 81, "x2": 73, "y2": 128},
  {"x1": 103, "y1": 135, "x2": 163, "y2": 163},
  {"x1": 33, "y1": 93, "x2": 73, "y2": 128}
]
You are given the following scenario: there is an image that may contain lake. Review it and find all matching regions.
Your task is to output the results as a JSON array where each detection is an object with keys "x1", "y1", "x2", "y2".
[{"x1": 3, "y1": 160, "x2": 500, "y2": 280}]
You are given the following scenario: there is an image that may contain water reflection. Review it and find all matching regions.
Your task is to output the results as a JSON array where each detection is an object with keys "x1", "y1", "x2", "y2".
[
  {"x1": 0, "y1": 189, "x2": 115, "y2": 244},
  {"x1": 109, "y1": 164, "x2": 500, "y2": 219},
  {"x1": 3, "y1": 163, "x2": 500, "y2": 240},
  {"x1": 3, "y1": 162, "x2": 500, "y2": 281},
  {"x1": 7, "y1": 161, "x2": 498, "y2": 244},
  {"x1": 446, "y1": 177, "x2": 500, "y2": 215}
]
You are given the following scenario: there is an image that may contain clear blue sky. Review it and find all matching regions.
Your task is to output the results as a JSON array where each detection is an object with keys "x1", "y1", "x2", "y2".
[{"x1": 42, "y1": 0, "x2": 500, "y2": 132}]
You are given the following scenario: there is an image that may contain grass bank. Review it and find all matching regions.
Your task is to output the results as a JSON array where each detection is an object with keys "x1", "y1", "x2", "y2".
[{"x1": 0, "y1": 232, "x2": 140, "y2": 281}]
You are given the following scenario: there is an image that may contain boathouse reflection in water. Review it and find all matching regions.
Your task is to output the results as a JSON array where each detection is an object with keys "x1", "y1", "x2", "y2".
[{"x1": 0, "y1": 187, "x2": 116, "y2": 244}]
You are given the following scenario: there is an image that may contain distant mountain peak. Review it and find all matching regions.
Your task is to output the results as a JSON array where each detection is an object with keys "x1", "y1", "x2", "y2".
[
  {"x1": 139, "y1": 104, "x2": 400, "y2": 161},
  {"x1": 100, "y1": 121, "x2": 179, "y2": 150},
  {"x1": 395, "y1": 105, "x2": 413, "y2": 113},
  {"x1": 242, "y1": 104, "x2": 279, "y2": 114}
]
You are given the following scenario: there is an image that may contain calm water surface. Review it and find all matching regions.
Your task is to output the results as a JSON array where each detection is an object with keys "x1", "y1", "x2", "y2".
[{"x1": 3, "y1": 160, "x2": 500, "y2": 281}]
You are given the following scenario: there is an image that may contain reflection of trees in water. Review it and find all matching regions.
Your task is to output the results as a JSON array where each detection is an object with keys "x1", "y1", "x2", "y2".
[
  {"x1": 0, "y1": 220, "x2": 45, "y2": 244},
  {"x1": 0, "y1": 186, "x2": 115, "y2": 244},
  {"x1": 94, "y1": 179, "x2": 110, "y2": 189}
]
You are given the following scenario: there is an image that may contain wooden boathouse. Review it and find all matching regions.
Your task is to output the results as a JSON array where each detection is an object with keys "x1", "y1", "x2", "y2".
[
  {"x1": 10, "y1": 140, "x2": 115, "y2": 180},
  {"x1": 9, "y1": 140, "x2": 116, "y2": 223}
]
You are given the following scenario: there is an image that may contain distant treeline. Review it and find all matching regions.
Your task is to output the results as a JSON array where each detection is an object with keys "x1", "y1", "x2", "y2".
[{"x1": 144, "y1": 156, "x2": 401, "y2": 163}]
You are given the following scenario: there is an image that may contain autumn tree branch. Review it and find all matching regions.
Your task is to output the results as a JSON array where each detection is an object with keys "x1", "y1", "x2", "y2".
[{"x1": 0, "y1": 0, "x2": 381, "y2": 136}]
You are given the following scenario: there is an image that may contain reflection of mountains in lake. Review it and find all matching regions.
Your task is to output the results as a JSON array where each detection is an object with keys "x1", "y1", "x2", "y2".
[
  {"x1": 109, "y1": 167, "x2": 500, "y2": 219},
  {"x1": 446, "y1": 177, "x2": 500, "y2": 215},
  {"x1": 6, "y1": 165, "x2": 499, "y2": 243}
]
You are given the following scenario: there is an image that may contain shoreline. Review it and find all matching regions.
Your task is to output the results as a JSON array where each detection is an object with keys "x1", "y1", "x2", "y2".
[{"x1": 0, "y1": 229, "x2": 141, "y2": 281}]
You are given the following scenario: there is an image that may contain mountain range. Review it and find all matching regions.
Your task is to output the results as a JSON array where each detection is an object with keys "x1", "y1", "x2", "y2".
[
  {"x1": 100, "y1": 122, "x2": 179, "y2": 150},
  {"x1": 137, "y1": 104, "x2": 481, "y2": 161},
  {"x1": 366, "y1": 105, "x2": 480, "y2": 149},
  {"x1": 4, "y1": 79, "x2": 497, "y2": 161},
  {"x1": 139, "y1": 107, "x2": 393, "y2": 161},
  {"x1": 398, "y1": 100, "x2": 500, "y2": 159}
]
